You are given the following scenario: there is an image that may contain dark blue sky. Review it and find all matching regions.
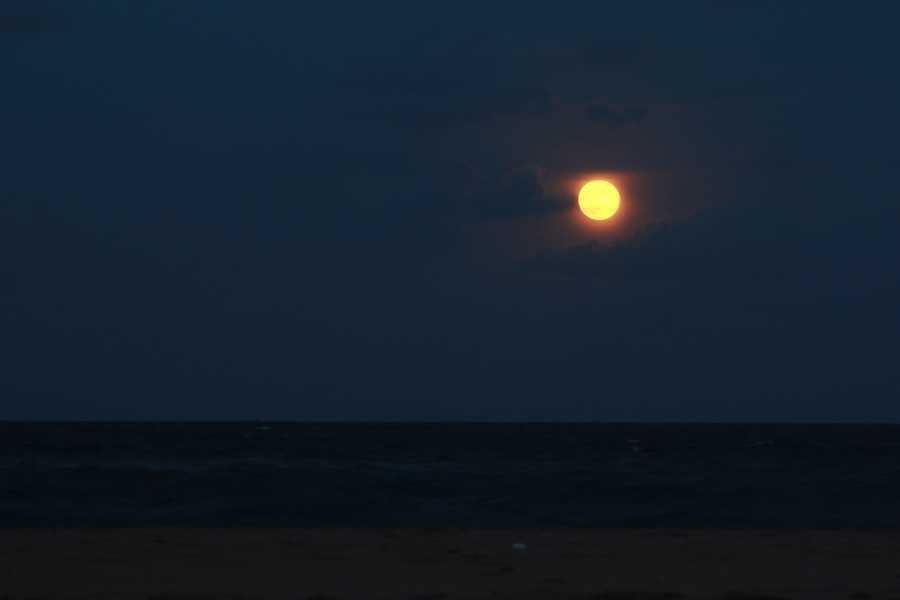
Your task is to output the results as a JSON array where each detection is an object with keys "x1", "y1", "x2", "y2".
[{"x1": 2, "y1": 2, "x2": 899, "y2": 420}]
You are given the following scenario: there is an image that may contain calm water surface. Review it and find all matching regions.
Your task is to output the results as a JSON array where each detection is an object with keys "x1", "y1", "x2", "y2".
[{"x1": 2, "y1": 423, "x2": 898, "y2": 527}]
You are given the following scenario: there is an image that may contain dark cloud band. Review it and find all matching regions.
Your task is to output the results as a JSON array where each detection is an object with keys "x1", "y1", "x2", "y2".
[{"x1": 0, "y1": 14, "x2": 55, "y2": 33}]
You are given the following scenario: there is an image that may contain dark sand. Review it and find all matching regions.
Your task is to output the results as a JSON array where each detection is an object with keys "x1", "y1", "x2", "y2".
[{"x1": 2, "y1": 529, "x2": 899, "y2": 599}]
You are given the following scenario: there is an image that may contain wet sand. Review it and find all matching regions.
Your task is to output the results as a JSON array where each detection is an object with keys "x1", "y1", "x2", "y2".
[{"x1": 2, "y1": 529, "x2": 899, "y2": 599}]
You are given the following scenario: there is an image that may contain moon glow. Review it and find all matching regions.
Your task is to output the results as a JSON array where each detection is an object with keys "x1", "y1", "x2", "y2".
[{"x1": 578, "y1": 180, "x2": 620, "y2": 221}]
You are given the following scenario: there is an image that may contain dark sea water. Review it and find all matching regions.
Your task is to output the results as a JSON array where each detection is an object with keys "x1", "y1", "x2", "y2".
[{"x1": 2, "y1": 423, "x2": 899, "y2": 528}]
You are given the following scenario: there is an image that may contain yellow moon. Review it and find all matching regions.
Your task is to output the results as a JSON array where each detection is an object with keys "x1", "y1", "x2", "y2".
[{"x1": 578, "y1": 180, "x2": 620, "y2": 221}]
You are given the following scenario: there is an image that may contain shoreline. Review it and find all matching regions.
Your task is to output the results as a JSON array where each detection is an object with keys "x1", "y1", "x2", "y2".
[{"x1": 2, "y1": 528, "x2": 898, "y2": 599}]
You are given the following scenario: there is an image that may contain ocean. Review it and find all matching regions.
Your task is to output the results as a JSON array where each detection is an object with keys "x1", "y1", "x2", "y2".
[{"x1": 2, "y1": 423, "x2": 898, "y2": 528}]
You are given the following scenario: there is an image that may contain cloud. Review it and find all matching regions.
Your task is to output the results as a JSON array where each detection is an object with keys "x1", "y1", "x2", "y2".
[
  {"x1": 581, "y1": 40, "x2": 646, "y2": 69},
  {"x1": 459, "y1": 165, "x2": 570, "y2": 220},
  {"x1": 342, "y1": 81, "x2": 552, "y2": 129},
  {"x1": 333, "y1": 50, "x2": 554, "y2": 129},
  {"x1": 586, "y1": 105, "x2": 648, "y2": 127},
  {"x1": 0, "y1": 14, "x2": 55, "y2": 33},
  {"x1": 527, "y1": 196, "x2": 899, "y2": 304}
]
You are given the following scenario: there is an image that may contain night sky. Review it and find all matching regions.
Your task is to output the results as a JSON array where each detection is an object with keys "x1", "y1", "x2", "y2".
[{"x1": 3, "y1": 2, "x2": 899, "y2": 420}]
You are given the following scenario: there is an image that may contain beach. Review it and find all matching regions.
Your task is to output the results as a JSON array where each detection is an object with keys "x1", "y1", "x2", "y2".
[{"x1": 2, "y1": 529, "x2": 898, "y2": 599}]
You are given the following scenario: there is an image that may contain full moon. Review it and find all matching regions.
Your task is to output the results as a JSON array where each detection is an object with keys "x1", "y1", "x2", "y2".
[{"x1": 578, "y1": 180, "x2": 620, "y2": 221}]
